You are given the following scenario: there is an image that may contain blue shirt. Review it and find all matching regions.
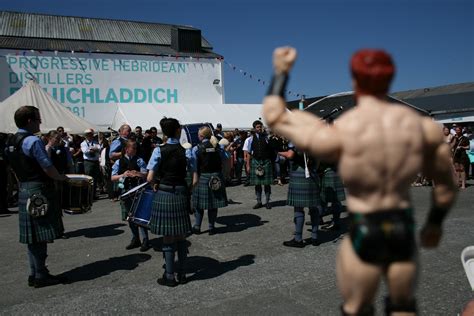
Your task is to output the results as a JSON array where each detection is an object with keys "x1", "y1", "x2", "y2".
[
  {"x1": 17, "y1": 128, "x2": 53, "y2": 169},
  {"x1": 111, "y1": 155, "x2": 147, "y2": 176},
  {"x1": 109, "y1": 137, "x2": 127, "y2": 158},
  {"x1": 147, "y1": 138, "x2": 194, "y2": 172},
  {"x1": 192, "y1": 139, "x2": 228, "y2": 172}
]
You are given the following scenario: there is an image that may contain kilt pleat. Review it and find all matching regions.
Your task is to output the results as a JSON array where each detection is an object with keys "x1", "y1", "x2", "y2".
[
  {"x1": 18, "y1": 182, "x2": 63, "y2": 244},
  {"x1": 149, "y1": 188, "x2": 192, "y2": 236},
  {"x1": 320, "y1": 168, "x2": 346, "y2": 203},
  {"x1": 287, "y1": 167, "x2": 321, "y2": 207},
  {"x1": 192, "y1": 172, "x2": 228, "y2": 210},
  {"x1": 249, "y1": 159, "x2": 273, "y2": 185},
  {"x1": 120, "y1": 198, "x2": 132, "y2": 221}
]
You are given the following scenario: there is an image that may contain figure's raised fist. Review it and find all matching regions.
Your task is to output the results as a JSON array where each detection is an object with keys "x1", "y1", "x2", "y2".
[{"x1": 273, "y1": 47, "x2": 297, "y2": 74}]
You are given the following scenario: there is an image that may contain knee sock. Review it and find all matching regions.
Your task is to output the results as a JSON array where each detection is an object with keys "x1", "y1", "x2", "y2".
[
  {"x1": 176, "y1": 240, "x2": 188, "y2": 274},
  {"x1": 264, "y1": 185, "x2": 271, "y2": 203},
  {"x1": 139, "y1": 227, "x2": 149, "y2": 242},
  {"x1": 129, "y1": 222, "x2": 139, "y2": 240},
  {"x1": 255, "y1": 185, "x2": 262, "y2": 203},
  {"x1": 162, "y1": 243, "x2": 176, "y2": 280},
  {"x1": 194, "y1": 209, "x2": 204, "y2": 228},
  {"x1": 309, "y1": 207, "x2": 320, "y2": 240},
  {"x1": 294, "y1": 208, "x2": 305, "y2": 242},
  {"x1": 332, "y1": 200, "x2": 342, "y2": 225},
  {"x1": 208, "y1": 209, "x2": 218, "y2": 229}
]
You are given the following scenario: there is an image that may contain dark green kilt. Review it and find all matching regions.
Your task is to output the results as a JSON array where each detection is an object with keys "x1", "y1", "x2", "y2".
[
  {"x1": 18, "y1": 181, "x2": 63, "y2": 244},
  {"x1": 249, "y1": 159, "x2": 273, "y2": 186},
  {"x1": 149, "y1": 186, "x2": 192, "y2": 236},
  {"x1": 192, "y1": 172, "x2": 228, "y2": 210},
  {"x1": 287, "y1": 167, "x2": 321, "y2": 207},
  {"x1": 320, "y1": 168, "x2": 346, "y2": 204},
  {"x1": 119, "y1": 197, "x2": 132, "y2": 221}
]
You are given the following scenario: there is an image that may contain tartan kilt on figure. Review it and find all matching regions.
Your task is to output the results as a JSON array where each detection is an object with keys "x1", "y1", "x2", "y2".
[
  {"x1": 149, "y1": 185, "x2": 192, "y2": 236},
  {"x1": 320, "y1": 168, "x2": 346, "y2": 204},
  {"x1": 249, "y1": 159, "x2": 273, "y2": 186},
  {"x1": 287, "y1": 167, "x2": 321, "y2": 208},
  {"x1": 192, "y1": 172, "x2": 228, "y2": 210},
  {"x1": 18, "y1": 181, "x2": 63, "y2": 244}
]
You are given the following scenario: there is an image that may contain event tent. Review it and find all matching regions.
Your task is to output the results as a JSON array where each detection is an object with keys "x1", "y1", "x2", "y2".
[
  {"x1": 111, "y1": 103, "x2": 263, "y2": 132},
  {"x1": 0, "y1": 80, "x2": 98, "y2": 134}
]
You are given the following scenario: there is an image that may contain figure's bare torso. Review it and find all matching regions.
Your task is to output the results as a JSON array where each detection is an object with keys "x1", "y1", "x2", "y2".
[{"x1": 336, "y1": 97, "x2": 425, "y2": 213}]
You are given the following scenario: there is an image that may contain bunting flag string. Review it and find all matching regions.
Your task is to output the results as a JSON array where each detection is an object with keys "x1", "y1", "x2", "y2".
[{"x1": 223, "y1": 60, "x2": 304, "y2": 98}]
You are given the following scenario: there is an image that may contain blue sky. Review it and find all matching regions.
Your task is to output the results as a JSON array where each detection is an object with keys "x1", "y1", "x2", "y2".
[{"x1": 2, "y1": 0, "x2": 473, "y2": 103}]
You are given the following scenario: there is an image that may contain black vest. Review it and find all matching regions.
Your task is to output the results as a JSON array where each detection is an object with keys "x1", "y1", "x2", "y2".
[
  {"x1": 50, "y1": 146, "x2": 68, "y2": 174},
  {"x1": 119, "y1": 155, "x2": 142, "y2": 189},
  {"x1": 197, "y1": 142, "x2": 222, "y2": 174},
  {"x1": 251, "y1": 134, "x2": 272, "y2": 160},
  {"x1": 156, "y1": 143, "x2": 187, "y2": 186},
  {"x1": 6, "y1": 133, "x2": 49, "y2": 182}
]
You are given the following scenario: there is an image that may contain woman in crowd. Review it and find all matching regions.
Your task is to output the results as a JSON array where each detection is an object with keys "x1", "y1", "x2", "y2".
[{"x1": 452, "y1": 126, "x2": 470, "y2": 189}]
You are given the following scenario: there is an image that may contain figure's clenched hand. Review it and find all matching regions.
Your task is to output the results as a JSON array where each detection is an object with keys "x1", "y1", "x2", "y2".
[{"x1": 273, "y1": 47, "x2": 297, "y2": 74}]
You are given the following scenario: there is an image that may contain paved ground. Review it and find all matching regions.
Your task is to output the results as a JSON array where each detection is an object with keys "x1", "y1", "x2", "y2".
[{"x1": 0, "y1": 181, "x2": 473, "y2": 315}]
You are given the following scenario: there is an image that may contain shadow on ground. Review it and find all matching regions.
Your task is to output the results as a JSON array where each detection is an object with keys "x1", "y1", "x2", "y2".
[
  {"x1": 186, "y1": 254, "x2": 256, "y2": 282},
  {"x1": 150, "y1": 237, "x2": 192, "y2": 252},
  {"x1": 60, "y1": 253, "x2": 151, "y2": 283},
  {"x1": 215, "y1": 214, "x2": 268, "y2": 234},
  {"x1": 66, "y1": 223, "x2": 126, "y2": 238}
]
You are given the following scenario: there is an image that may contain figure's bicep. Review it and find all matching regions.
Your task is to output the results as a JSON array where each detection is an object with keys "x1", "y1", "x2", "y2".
[{"x1": 271, "y1": 110, "x2": 341, "y2": 161}]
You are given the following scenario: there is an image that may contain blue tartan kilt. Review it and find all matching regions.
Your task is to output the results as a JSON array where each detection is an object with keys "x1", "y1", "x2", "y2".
[
  {"x1": 249, "y1": 159, "x2": 273, "y2": 186},
  {"x1": 287, "y1": 167, "x2": 321, "y2": 207},
  {"x1": 18, "y1": 181, "x2": 63, "y2": 244},
  {"x1": 192, "y1": 172, "x2": 228, "y2": 210},
  {"x1": 320, "y1": 169, "x2": 346, "y2": 204},
  {"x1": 149, "y1": 185, "x2": 192, "y2": 236}
]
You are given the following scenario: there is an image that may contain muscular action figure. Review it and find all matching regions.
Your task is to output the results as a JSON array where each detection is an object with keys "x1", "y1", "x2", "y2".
[{"x1": 262, "y1": 47, "x2": 457, "y2": 315}]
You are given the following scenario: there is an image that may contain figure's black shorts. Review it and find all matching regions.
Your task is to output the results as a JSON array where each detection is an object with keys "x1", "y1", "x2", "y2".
[{"x1": 349, "y1": 208, "x2": 416, "y2": 265}]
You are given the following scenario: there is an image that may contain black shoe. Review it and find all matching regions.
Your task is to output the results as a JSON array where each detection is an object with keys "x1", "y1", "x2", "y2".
[
  {"x1": 265, "y1": 203, "x2": 272, "y2": 209},
  {"x1": 60, "y1": 233, "x2": 69, "y2": 239},
  {"x1": 28, "y1": 275, "x2": 35, "y2": 287},
  {"x1": 34, "y1": 274, "x2": 65, "y2": 288},
  {"x1": 305, "y1": 221, "x2": 312, "y2": 226},
  {"x1": 192, "y1": 226, "x2": 201, "y2": 235},
  {"x1": 125, "y1": 238, "x2": 141, "y2": 250},
  {"x1": 321, "y1": 222, "x2": 341, "y2": 231},
  {"x1": 140, "y1": 240, "x2": 151, "y2": 252},
  {"x1": 177, "y1": 273, "x2": 188, "y2": 284},
  {"x1": 157, "y1": 274, "x2": 178, "y2": 287},
  {"x1": 305, "y1": 238, "x2": 321, "y2": 246},
  {"x1": 283, "y1": 238, "x2": 305, "y2": 248},
  {"x1": 208, "y1": 228, "x2": 216, "y2": 236},
  {"x1": 253, "y1": 202, "x2": 263, "y2": 209}
]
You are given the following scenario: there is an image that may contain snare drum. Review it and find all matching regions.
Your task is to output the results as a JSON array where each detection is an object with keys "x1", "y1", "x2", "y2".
[
  {"x1": 120, "y1": 182, "x2": 147, "y2": 221},
  {"x1": 128, "y1": 188, "x2": 154, "y2": 228},
  {"x1": 62, "y1": 174, "x2": 93, "y2": 213}
]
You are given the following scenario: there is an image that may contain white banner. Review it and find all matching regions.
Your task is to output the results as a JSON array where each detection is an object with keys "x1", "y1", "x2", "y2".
[{"x1": 0, "y1": 49, "x2": 224, "y2": 128}]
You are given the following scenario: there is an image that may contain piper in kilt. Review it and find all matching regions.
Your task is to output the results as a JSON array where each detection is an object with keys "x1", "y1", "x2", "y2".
[
  {"x1": 281, "y1": 144, "x2": 322, "y2": 247},
  {"x1": 5, "y1": 106, "x2": 69, "y2": 288},
  {"x1": 243, "y1": 120, "x2": 274, "y2": 209},
  {"x1": 319, "y1": 162, "x2": 346, "y2": 231},
  {"x1": 111, "y1": 140, "x2": 149, "y2": 251},
  {"x1": 146, "y1": 117, "x2": 194, "y2": 287},
  {"x1": 191, "y1": 126, "x2": 228, "y2": 235}
]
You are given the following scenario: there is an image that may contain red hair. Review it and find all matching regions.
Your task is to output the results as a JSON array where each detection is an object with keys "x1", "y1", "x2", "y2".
[{"x1": 351, "y1": 49, "x2": 395, "y2": 96}]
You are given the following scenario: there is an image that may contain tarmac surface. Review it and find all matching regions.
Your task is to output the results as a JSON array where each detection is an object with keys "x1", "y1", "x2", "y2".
[{"x1": 0, "y1": 181, "x2": 473, "y2": 315}]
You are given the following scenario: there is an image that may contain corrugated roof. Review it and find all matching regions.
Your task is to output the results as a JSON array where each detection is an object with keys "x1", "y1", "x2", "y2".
[
  {"x1": 391, "y1": 82, "x2": 474, "y2": 99},
  {"x1": 0, "y1": 11, "x2": 213, "y2": 48},
  {"x1": 0, "y1": 36, "x2": 222, "y2": 58}
]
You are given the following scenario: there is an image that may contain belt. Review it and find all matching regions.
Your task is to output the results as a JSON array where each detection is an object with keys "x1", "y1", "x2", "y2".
[{"x1": 84, "y1": 159, "x2": 99, "y2": 162}]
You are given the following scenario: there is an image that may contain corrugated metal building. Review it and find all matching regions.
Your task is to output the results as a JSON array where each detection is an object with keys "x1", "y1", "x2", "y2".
[
  {"x1": 288, "y1": 82, "x2": 474, "y2": 123},
  {"x1": 0, "y1": 11, "x2": 222, "y2": 58}
]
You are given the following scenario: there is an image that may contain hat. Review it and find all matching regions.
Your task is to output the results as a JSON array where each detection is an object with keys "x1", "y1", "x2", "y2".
[
  {"x1": 216, "y1": 123, "x2": 222, "y2": 129},
  {"x1": 84, "y1": 128, "x2": 94, "y2": 134}
]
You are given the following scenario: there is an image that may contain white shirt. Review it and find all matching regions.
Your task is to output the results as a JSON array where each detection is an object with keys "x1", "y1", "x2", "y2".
[{"x1": 80, "y1": 139, "x2": 101, "y2": 161}]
